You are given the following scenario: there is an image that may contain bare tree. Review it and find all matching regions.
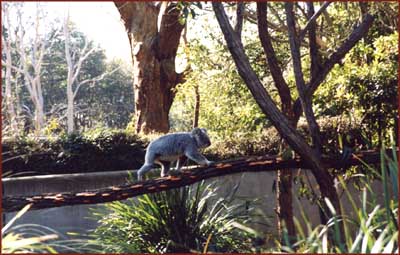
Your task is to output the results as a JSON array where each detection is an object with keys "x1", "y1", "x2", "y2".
[
  {"x1": 1, "y1": 3, "x2": 52, "y2": 136},
  {"x1": 63, "y1": 13, "x2": 118, "y2": 134},
  {"x1": 1, "y1": 3, "x2": 18, "y2": 136}
]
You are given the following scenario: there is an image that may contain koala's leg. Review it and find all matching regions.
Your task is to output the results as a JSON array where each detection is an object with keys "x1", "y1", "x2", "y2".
[
  {"x1": 176, "y1": 156, "x2": 188, "y2": 171},
  {"x1": 160, "y1": 161, "x2": 171, "y2": 177},
  {"x1": 137, "y1": 164, "x2": 154, "y2": 181},
  {"x1": 137, "y1": 152, "x2": 157, "y2": 181},
  {"x1": 185, "y1": 149, "x2": 212, "y2": 167}
]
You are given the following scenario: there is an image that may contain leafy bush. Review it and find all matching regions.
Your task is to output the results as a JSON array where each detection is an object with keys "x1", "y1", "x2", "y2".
[
  {"x1": 91, "y1": 181, "x2": 255, "y2": 253},
  {"x1": 2, "y1": 129, "x2": 147, "y2": 176},
  {"x1": 2, "y1": 117, "x2": 366, "y2": 176},
  {"x1": 205, "y1": 116, "x2": 366, "y2": 161}
]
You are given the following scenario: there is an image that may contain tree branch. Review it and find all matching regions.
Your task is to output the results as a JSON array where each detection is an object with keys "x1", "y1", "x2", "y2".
[
  {"x1": 73, "y1": 67, "x2": 120, "y2": 99},
  {"x1": 285, "y1": 2, "x2": 322, "y2": 152},
  {"x1": 293, "y1": 13, "x2": 374, "y2": 121},
  {"x1": 307, "y1": 2, "x2": 321, "y2": 82},
  {"x1": 2, "y1": 150, "x2": 390, "y2": 213},
  {"x1": 71, "y1": 43, "x2": 97, "y2": 84},
  {"x1": 299, "y1": 2, "x2": 332, "y2": 43},
  {"x1": 256, "y1": 2, "x2": 292, "y2": 111},
  {"x1": 234, "y1": 2, "x2": 245, "y2": 41}
]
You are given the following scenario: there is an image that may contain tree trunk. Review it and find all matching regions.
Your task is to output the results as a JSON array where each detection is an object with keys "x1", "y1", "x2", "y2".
[
  {"x1": 64, "y1": 13, "x2": 102, "y2": 135},
  {"x1": 66, "y1": 81, "x2": 75, "y2": 134},
  {"x1": 256, "y1": 3, "x2": 296, "y2": 241},
  {"x1": 3, "y1": 40, "x2": 18, "y2": 135},
  {"x1": 276, "y1": 113, "x2": 296, "y2": 244},
  {"x1": 193, "y1": 84, "x2": 200, "y2": 128},
  {"x1": 115, "y1": 2, "x2": 185, "y2": 134},
  {"x1": 33, "y1": 93, "x2": 45, "y2": 136}
]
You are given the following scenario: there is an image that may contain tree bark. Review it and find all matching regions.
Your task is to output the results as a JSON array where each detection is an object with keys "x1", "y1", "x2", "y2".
[
  {"x1": 306, "y1": 2, "x2": 322, "y2": 85},
  {"x1": 115, "y1": 2, "x2": 185, "y2": 134},
  {"x1": 256, "y1": 2, "x2": 295, "y2": 242},
  {"x1": 285, "y1": 2, "x2": 322, "y2": 154},
  {"x1": 193, "y1": 84, "x2": 200, "y2": 128},
  {"x1": 234, "y1": 2, "x2": 245, "y2": 41}
]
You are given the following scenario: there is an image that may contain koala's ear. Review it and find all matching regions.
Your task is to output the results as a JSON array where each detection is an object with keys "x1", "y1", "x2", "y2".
[
  {"x1": 201, "y1": 128, "x2": 207, "y2": 134},
  {"x1": 192, "y1": 128, "x2": 201, "y2": 135}
]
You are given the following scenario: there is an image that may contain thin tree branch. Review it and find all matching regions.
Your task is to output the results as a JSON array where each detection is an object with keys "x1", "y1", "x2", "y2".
[
  {"x1": 307, "y1": 2, "x2": 321, "y2": 86},
  {"x1": 71, "y1": 44, "x2": 97, "y2": 84},
  {"x1": 234, "y1": 2, "x2": 245, "y2": 41},
  {"x1": 285, "y1": 2, "x2": 322, "y2": 153},
  {"x1": 299, "y1": 2, "x2": 332, "y2": 43},
  {"x1": 73, "y1": 67, "x2": 120, "y2": 99},
  {"x1": 293, "y1": 14, "x2": 375, "y2": 120},
  {"x1": 256, "y1": 2, "x2": 292, "y2": 111}
]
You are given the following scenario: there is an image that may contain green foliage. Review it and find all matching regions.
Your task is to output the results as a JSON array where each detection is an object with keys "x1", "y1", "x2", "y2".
[
  {"x1": 176, "y1": 1, "x2": 203, "y2": 25},
  {"x1": 91, "y1": 181, "x2": 254, "y2": 253},
  {"x1": 76, "y1": 59, "x2": 134, "y2": 130},
  {"x1": 3, "y1": 116, "x2": 364, "y2": 176},
  {"x1": 315, "y1": 32, "x2": 398, "y2": 146},
  {"x1": 171, "y1": 38, "x2": 268, "y2": 137}
]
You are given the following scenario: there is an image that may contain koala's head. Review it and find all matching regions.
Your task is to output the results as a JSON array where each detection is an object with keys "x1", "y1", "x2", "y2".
[{"x1": 191, "y1": 128, "x2": 211, "y2": 148}]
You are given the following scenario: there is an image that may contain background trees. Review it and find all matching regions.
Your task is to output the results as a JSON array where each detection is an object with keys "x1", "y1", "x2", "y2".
[{"x1": 1, "y1": 2, "x2": 134, "y2": 137}]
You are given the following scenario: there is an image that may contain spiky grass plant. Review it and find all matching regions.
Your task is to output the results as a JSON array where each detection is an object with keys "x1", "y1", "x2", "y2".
[
  {"x1": 2, "y1": 204, "x2": 59, "y2": 253},
  {"x1": 2, "y1": 204, "x2": 103, "y2": 253},
  {"x1": 91, "y1": 181, "x2": 255, "y2": 253}
]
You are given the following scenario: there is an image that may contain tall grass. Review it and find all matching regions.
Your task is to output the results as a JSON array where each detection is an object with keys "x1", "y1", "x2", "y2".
[
  {"x1": 280, "y1": 145, "x2": 398, "y2": 253},
  {"x1": 2, "y1": 204, "x2": 103, "y2": 253}
]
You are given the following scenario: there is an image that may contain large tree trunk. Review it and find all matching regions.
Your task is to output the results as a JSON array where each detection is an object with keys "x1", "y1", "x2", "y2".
[{"x1": 115, "y1": 2, "x2": 185, "y2": 134}]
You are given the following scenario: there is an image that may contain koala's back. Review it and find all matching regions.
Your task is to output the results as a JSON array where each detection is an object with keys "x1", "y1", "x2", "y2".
[{"x1": 148, "y1": 132, "x2": 193, "y2": 158}]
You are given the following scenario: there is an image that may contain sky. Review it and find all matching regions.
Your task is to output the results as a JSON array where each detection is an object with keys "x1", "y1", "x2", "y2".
[
  {"x1": 10, "y1": 2, "x2": 133, "y2": 66},
  {"x1": 5, "y1": 2, "x2": 225, "y2": 71}
]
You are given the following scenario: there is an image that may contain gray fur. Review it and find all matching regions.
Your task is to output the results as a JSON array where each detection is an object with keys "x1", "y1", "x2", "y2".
[{"x1": 137, "y1": 128, "x2": 213, "y2": 181}]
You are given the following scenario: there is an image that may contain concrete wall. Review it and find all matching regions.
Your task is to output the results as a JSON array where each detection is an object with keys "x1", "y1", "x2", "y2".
[{"x1": 3, "y1": 170, "x2": 385, "y2": 240}]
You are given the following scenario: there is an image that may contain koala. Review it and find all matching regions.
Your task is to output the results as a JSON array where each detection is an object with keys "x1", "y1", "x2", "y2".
[{"x1": 137, "y1": 128, "x2": 213, "y2": 181}]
